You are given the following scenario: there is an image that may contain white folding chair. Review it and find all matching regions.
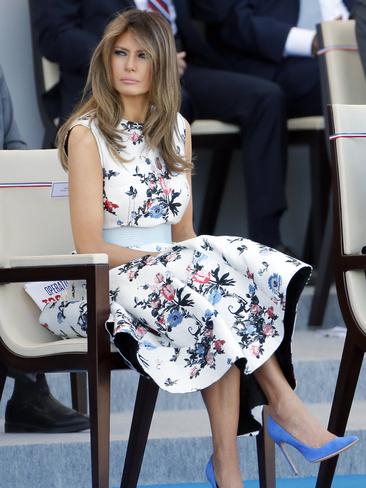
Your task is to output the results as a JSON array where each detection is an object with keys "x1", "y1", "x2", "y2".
[
  {"x1": 316, "y1": 104, "x2": 366, "y2": 486},
  {"x1": 309, "y1": 19, "x2": 366, "y2": 326},
  {"x1": 0, "y1": 149, "x2": 160, "y2": 488}
]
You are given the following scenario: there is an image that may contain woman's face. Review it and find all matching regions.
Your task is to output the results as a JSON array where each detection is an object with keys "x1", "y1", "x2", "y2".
[{"x1": 111, "y1": 30, "x2": 152, "y2": 102}]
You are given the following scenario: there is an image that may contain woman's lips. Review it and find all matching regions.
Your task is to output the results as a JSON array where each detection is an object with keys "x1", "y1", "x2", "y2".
[{"x1": 120, "y1": 78, "x2": 139, "y2": 84}]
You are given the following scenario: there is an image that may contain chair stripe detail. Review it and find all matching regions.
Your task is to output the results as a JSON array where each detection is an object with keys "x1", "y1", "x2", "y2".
[
  {"x1": 317, "y1": 45, "x2": 358, "y2": 56},
  {"x1": 330, "y1": 132, "x2": 366, "y2": 141},
  {"x1": 0, "y1": 182, "x2": 53, "y2": 189}
]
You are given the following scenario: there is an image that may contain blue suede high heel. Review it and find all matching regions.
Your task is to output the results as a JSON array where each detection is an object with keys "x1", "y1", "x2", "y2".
[
  {"x1": 267, "y1": 415, "x2": 359, "y2": 475},
  {"x1": 205, "y1": 456, "x2": 218, "y2": 488}
]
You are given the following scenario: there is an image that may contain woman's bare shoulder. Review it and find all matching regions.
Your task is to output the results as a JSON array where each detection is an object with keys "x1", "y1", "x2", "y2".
[
  {"x1": 67, "y1": 126, "x2": 101, "y2": 169},
  {"x1": 67, "y1": 124, "x2": 101, "y2": 170},
  {"x1": 68, "y1": 124, "x2": 97, "y2": 149}
]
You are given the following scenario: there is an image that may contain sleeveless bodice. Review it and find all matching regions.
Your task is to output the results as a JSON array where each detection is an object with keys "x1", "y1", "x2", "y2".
[{"x1": 72, "y1": 113, "x2": 190, "y2": 231}]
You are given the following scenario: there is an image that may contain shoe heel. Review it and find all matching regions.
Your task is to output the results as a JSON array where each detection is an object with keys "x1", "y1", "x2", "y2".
[
  {"x1": 278, "y1": 443, "x2": 299, "y2": 476},
  {"x1": 205, "y1": 456, "x2": 218, "y2": 488}
]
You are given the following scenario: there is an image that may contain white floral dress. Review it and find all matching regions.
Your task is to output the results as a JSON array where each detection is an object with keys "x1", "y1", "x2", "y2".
[{"x1": 40, "y1": 112, "x2": 311, "y2": 435}]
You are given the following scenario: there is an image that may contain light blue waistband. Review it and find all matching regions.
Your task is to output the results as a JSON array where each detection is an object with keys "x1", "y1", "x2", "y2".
[{"x1": 103, "y1": 224, "x2": 172, "y2": 247}]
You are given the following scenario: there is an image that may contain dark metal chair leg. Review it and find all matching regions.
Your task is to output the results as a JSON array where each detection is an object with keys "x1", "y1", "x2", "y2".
[
  {"x1": 316, "y1": 333, "x2": 364, "y2": 488},
  {"x1": 257, "y1": 406, "x2": 276, "y2": 488},
  {"x1": 89, "y1": 364, "x2": 111, "y2": 488},
  {"x1": 198, "y1": 147, "x2": 234, "y2": 235},
  {"x1": 305, "y1": 132, "x2": 330, "y2": 265},
  {"x1": 120, "y1": 376, "x2": 159, "y2": 488},
  {"x1": 70, "y1": 371, "x2": 88, "y2": 414},
  {"x1": 308, "y1": 203, "x2": 333, "y2": 326},
  {"x1": 0, "y1": 362, "x2": 7, "y2": 404},
  {"x1": 87, "y1": 263, "x2": 111, "y2": 488}
]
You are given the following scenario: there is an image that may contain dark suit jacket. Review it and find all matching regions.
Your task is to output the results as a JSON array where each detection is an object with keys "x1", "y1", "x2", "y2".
[
  {"x1": 0, "y1": 66, "x2": 27, "y2": 149},
  {"x1": 206, "y1": 0, "x2": 355, "y2": 80},
  {"x1": 32, "y1": 0, "x2": 227, "y2": 119}
]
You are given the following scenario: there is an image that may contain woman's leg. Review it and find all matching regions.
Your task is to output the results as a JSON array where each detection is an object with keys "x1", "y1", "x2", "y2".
[
  {"x1": 201, "y1": 365, "x2": 243, "y2": 488},
  {"x1": 254, "y1": 355, "x2": 334, "y2": 447}
]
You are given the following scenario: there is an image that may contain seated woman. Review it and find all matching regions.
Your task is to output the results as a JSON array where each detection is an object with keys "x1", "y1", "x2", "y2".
[{"x1": 41, "y1": 9, "x2": 358, "y2": 487}]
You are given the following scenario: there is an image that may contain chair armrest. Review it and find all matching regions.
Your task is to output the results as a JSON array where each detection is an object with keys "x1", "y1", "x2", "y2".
[
  {"x1": 339, "y1": 254, "x2": 366, "y2": 271},
  {"x1": 0, "y1": 254, "x2": 109, "y2": 284},
  {"x1": 0, "y1": 253, "x2": 111, "y2": 361},
  {"x1": 9, "y1": 253, "x2": 108, "y2": 268}
]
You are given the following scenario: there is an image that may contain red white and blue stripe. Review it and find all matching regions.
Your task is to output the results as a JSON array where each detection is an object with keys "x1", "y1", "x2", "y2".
[
  {"x1": 317, "y1": 45, "x2": 358, "y2": 56},
  {"x1": 330, "y1": 132, "x2": 366, "y2": 141},
  {"x1": 0, "y1": 182, "x2": 53, "y2": 189}
]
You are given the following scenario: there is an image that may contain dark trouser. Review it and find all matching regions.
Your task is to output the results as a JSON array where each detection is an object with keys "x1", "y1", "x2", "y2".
[
  {"x1": 181, "y1": 65, "x2": 288, "y2": 247},
  {"x1": 7, "y1": 367, "x2": 37, "y2": 382},
  {"x1": 273, "y1": 56, "x2": 322, "y2": 118}
]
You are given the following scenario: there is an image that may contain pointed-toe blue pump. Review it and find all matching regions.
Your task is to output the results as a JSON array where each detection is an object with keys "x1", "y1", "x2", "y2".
[
  {"x1": 205, "y1": 456, "x2": 218, "y2": 488},
  {"x1": 267, "y1": 415, "x2": 359, "y2": 475}
]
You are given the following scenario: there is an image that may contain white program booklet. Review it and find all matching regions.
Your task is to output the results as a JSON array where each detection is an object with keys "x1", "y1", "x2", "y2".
[{"x1": 24, "y1": 280, "x2": 70, "y2": 310}]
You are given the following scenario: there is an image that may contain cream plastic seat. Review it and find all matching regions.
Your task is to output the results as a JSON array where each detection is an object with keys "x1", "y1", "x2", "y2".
[
  {"x1": 309, "y1": 19, "x2": 366, "y2": 326},
  {"x1": 318, "y1": 20, "x2": 366, "y2": 105},
  {"x1": 0, "y1": 150, "x2": 106, "y2": 356},
  {"x1": 0, "y1": 149, "x2": 164, "y2": 488},
  {"x1": 316, "y1": 104, "x2": 366, "y2": 487},
  {"x1": 287, "y1": 115, "x2": 324, "y2": 131}
]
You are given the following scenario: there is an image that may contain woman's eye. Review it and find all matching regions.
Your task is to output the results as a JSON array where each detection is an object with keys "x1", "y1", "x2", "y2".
[
  {"x1": 114, "y1": 49, "x2": 127, "y2": 56},
  {"x1": 138, "y1": 52, "x2": 148, "y2": 59}
]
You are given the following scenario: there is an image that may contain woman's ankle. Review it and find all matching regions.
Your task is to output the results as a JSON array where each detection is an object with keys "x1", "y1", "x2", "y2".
[{"x1": 212, "y1": 448, "x2": 242, "y2": 488}]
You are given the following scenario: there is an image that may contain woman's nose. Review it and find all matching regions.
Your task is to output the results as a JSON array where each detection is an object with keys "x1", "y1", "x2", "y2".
[{"x1": 125, "y1": 55, "x2": 136, "y2": 72}]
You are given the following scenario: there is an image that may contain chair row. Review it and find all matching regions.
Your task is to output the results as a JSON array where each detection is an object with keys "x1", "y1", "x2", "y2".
[{"x1": 1, "y1": 100, "x2": 365, "y2": 487}]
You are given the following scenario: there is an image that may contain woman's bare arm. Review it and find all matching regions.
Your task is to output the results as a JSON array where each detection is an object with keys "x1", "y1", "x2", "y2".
[{"x1": 171, "y1": 119, "x2": 197, "y2": 243}]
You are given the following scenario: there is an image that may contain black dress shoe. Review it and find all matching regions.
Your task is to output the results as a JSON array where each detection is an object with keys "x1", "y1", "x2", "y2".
[{"x1": 4, "y1": 373, "x2": 90, "y2": 433}]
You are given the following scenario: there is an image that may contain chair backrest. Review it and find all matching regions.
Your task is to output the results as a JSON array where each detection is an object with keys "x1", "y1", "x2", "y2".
[
  {"x1": 318, "y1": 20, "x2": 366, "y2": 106},
  {"x1": 329, "y1": 104, "x2": 366, "y2": 334},
  {"x1": 317, "y1": 20, "x2": 366, "y2": 147},
  {"x1": 0, "y1": 149, "x2": 74, "y2": 347},
  {"x1": 41, "y1": 58, "x2": 60, "y2": 94}
]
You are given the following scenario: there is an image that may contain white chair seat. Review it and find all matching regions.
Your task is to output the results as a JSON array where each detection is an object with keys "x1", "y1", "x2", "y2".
[
  {"x1": 287, "y1": 116, "x2": 325, "y2": 131},
  {"x1": 2, "y1": 337, "x2": 120, "y2": 358},
  {"x1": 191, "y1": 119, "x2": 240, "y2": 135},
  {"x1": 191, "y1": 117, "x2": 325, "y2": 136},
  {"x1": 6, "y1": 337, "x2": 87, "y2": 357}
]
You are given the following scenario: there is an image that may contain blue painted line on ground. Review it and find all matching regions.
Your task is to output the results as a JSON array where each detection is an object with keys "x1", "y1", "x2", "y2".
[{"x1": 131, "y1": 475, "x2": 366, "y2": 488}]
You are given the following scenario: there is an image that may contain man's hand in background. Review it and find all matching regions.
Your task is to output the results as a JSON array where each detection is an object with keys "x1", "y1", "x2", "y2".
[{"x1": 177, "y1": 51, "x2": 187, "y2": 77}]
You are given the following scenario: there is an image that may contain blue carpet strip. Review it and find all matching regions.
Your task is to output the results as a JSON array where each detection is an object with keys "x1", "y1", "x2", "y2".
[{"x1": 135, "y1": 475, "x2": 366, "y2": 488}]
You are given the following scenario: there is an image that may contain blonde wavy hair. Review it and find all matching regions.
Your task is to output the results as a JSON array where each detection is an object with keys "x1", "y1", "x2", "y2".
[{"x1": 58, "y1": 9, "x2": 192, "y2": 173}]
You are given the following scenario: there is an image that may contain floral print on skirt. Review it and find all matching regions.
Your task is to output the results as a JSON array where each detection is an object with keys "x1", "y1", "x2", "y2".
[
  {"x1": 106, "y1": 235, "x2": 310, "y2": 406},
  {"x1": 39, "y1": 234, "x2": 310, "y2": 434}
]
